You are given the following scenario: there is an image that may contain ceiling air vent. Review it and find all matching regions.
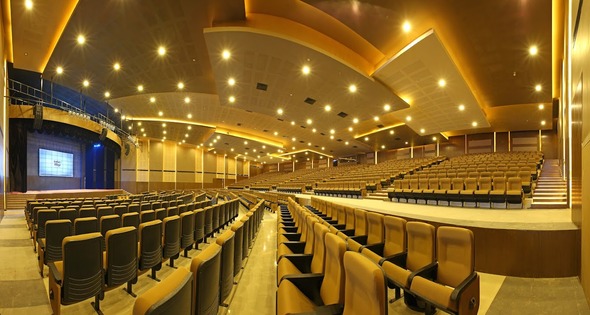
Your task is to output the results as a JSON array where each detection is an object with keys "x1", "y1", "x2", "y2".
[
  {"x1": 320, "y1": 133, "x2": 325, "y2": 136},
  {"x1": 237, "y1": 123, "x2": 242, "y2": 126},
  {"x1": 337, "y1": 112, "x2": 348, "y2": 118},
  {"x1": 300, "y1": 125, "x2": 306, "y2": 129},
  {"x1": 353, "y1": 146, "x2": 358, "y2": 148},
  {"x1": 256, "y1": 83, "x2": 268, "y2": 91},
  {"x1": 304, "y1": 97, "x2": 316, "y2": 105},
  {"x1": 395, "y1": 137, "x2": 401, "y2": 141},
  {"x1": 277, "y1": 118, "x2": 284, "y2": 121},
  {"x1": 263, "y1": 129, "x2": 269, "y2": 132},
  {"x1": 377, "y1": 124, "x2": 384, "y2": 128},
  {"x1": 337, "y1": 139, "x2": 342, "y2": 142},
  {"x1": 299, "y1": 140, "x2": 305, "y2": 143}
]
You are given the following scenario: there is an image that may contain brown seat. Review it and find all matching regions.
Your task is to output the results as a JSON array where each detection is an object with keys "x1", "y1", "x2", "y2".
[
  {"x1": 140, "y1": 210, "x2": 156, "y2": 223},
  {"x1": 489, "y1": 176, "x2": 507, "y2": 207},
  {"x1": 162, "y1": 216, "x2": 181, "y2": 268},
  {"x1": 34, "y1": 209, "x2": 58, "y2": 251},
  {"x1": 361, "y1": 215, "x2": 406, "y2": 265},
  {"x1": 410, "y1": 227, "x2": 480, "y2": 315},
  {"x1": 104, "y1": 226, "x2": 138, "y2": 297},
  {"x1": 138, "y1": 220, "x2": 163, "y2": 281},
  {"x1": 347, "y1": 211, "x2": 384, "y2": 253},
  {"x1": 203, "y1": 206, "x2": 213, "y2": 242},
  {"x1": 193, "y1": 209, "x2": 205, "y2": 248},
  {"x1": 97, "y1": 206, "x2": 114, "y2": 221},
  {"x1": 230, "y1": 221, "x2": 245, "y2": 277},
  {"x1": 216, "y1": 230, "x2": 236, "y2": 305},
  {"x1": 74, "y1": 217, "x2": 99, "y2": 235},
  {"x1": 48, "y1": 233, "x2": 104, "y2": 315},
  {"x1": 459, "y1": 178, "x2": 478, "y2": 207},
  {"x1": 506, "y1": 176, "x2": 524, "y2": 208},
  {"x1": 122, "y1": 212, "x2": 140, "y2": 230},
  {"x1": 155, "y1": 208, "x2": 167, "y2": 221},
  {"x1": 113, "y1": 205, "x2": 127, "y2": 217},
  {"x1": 100, "y1": 214, "x2": 121, "y2": 237},
  {"x1": 38, "y1": 219, "x2": 72, "y2": 277},
  {"x1": 79, "y1": 207, "x2": 97, "y2": 218},
  {"x1": 342, "y1": 252, "x2": 388, "y2": 315},
  {"x1": 277, "y1": 233, "x2": 347, "y2": 315},
  {"x1": 180, "y1": 211, "x2": 196, "y2": 257},
  {"x1": 133, "y1": 266, "x2": 193, "y2": 315},
  {"x1": 190, "y1": 243, "x2": 222, "y2": 315}
]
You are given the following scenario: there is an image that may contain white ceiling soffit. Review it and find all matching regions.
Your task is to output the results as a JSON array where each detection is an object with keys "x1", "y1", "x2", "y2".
[{"x1": 373, "y1": 30, "x2": 490, "y2": 135}]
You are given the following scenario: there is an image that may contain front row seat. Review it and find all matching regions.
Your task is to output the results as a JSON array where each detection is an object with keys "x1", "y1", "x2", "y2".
[{"x1": 132, "y1": 266, "x2": 193, "y2": 315}]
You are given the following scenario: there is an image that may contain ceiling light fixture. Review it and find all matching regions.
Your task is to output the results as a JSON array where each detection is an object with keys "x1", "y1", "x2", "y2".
[
  {"x1": 158, "y1": 111, "x2": 163, "y2": 117},
  {"x1": 302, "y1": 65, "x2": 310, "y2": 75},
  {"x1": 324, "y1": 104, "x2": 332, "y2": 112},
  {"x1": 348, "y1": 84, "x2": 357, "y2": 93},
  {"x1": 82, "y1": 80, "x2": 89, "y2": 87},
  {"x1": 353, "y1": 118, "x2": 359, "y2": 124},
  {"x1": 228, "y1": 96, "x2": 235, "y2": 103},
  {"x1": 162, "y1": 123, "x2": 166, "y2": 127},
  {"x1": 406, "y1": 116, "x2": 412, "y2": 121},
  {"x1": 113, "y1": 63, "x2": 121, "y2": 71},
  {"x1": 535, "y1": 84, "x2": 542, "y2": 92},
  {"x1": 137, "y1": 85, "x2": 144, "y2": 92},
  {"x1": 184, "y1": 97, "x2": 190, "y2": 104},
  {"x1": 373, "y1": 116, "x2": 379, "y2": 121},
  {"x1": 420, "y1": 128, "x2": 425, "y2": 133},
  {"x1": 364, "y1": 137, "x2": 369, "y2": 141},
  {"x1": 306, "y1": 119, "x2": 312, "y2": 125},
  {"x1": 150, "y1": 96, "x2": 156, "y2": 103},
  {"x1": 277, "y1": 108, "x2": 283, "y2": 115},
  {"x1": 381, "y1": 145, "x2": 385, "y2": 149},
  {"x1": 177, "y1": 82, "x2": 184, "y2": 89},
  {"x1": 222, "y1": 49, "x2": 231, "y2": 60},
  {"x1": 538, "y1": 104, "x2": 545, "y2": 110},
  {"x1": 384, "y1": 104, "x2": 391, "y2": 111},
  {"x1": 291, "y1": 121, "x2": 295, "y2": 126},
  {"x1": 104, "y1": 91, "x2": 110, "y2": 98},
  {"x1": 158, "y1": 46, "x2": 166, "y2": 56},
  {"x1": 458, "y1": 104, "x2": 465, "y2": 111},
  {"x1": 187, "y1": 126, "x2": 192, "y2": 130},
  {"x1": 228, "y1": 78, "x2": 235, "y2": 86},
  {"x1": 187, "y1": 113, "x2": 192, "y2": 119},
  {"x1": 438, "y1": 79, "x2": 446, "y2": 87},
  {"x1": 402, "y1": 21, "x2": 411, "y2": 33},
  {"x1": 529, "y1": 45, "x2": 538, "y2": 56},
  {"x1": 541, "y1": 120, "x2": 546, "y2": 126},
  {"x1": 472, "y1": 121, "x2": 478, "y2": 127},
  {"x1": 56, "y1": 66, "x2": 63, "y2": 74},
  {"x1": 390, "y1": 130, "x2": 394, "y2": 135},
  {"x1": 348, "y1": 127, "x2": 353, "y2": 132},
  {"x1": 312, "y1": 128, "x2": 317, "y2": 133},
  {"x1": 24, "y1": 0, "x2": 33, "y2": 10},
  {"x1": 76, "y1": 34, "x2": 85, "y2": 45}
]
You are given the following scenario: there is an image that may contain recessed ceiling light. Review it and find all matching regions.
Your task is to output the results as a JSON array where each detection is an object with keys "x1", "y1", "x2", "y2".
[
  {"x1": 405, "y1": 141, "x2": 408, "y2": 145},
  {"x1": 150, "y1": 96, "x2": 156, "y2": 103},
  {"x1": 184, "y1": 97, "x2": 190, "y2": 104},
  {"x1": 77, "y1": 34, "x2": 85, "y2": 45},
  {"x1": 277, "y1": 108, "x2": 283, "y2": 115},
  {"x1": 384, "y1": 104, "x2": 391, "y2": 111},
  {"x1": 541, "y1": 120, "x2": 546, "y2": 126},
  {"x1": 330, "y1": 135, "x2": 334, "y2": 140},
  {"x1": 143, "y1": 133, "x2": 146, "y2": 137},
  {"x1": 141, "y1": 128, "x2": 145, "y2": 132},
  {"x1": 274, "y1": 131, "x2": 278, "y2": 136},
  {"x1": 158, "y1": 111, "x2": 163, "y2": 116},
  {"x1": 162, "y1": 123, "x2": 166, "y2": 127},
  {"x1": 185, "y1": 133, "x2": 189, "y2": 138},
  {"x1": 121, "y1": 115, "x2": 126, "y2": 120},
  {"x1": 244, "y1": 141, "x2": 248, "y2": 145},
  {"x1": 312, "y1": 128, "x2": 317, "y2": 133},
  {"x1": 113, "y1": 63, "x2": 121, "y2": 71},
  {"x1": 262, "y1": 145, "x2": 266, "y2": 148},
  {"x1": 231, "y1": 148, "x2": 234, "y2": 152},
  {"x1": 56, "y1": 66, "x2": 63, "y2": 74},
  {"x1": 348, "y1": 127, "x2": 353, "y2": 132},
  {"x1": 216, "y1": 135, "x2": 221, "y2": 139},
  {"x1": 137, "y1": 85, "x2": 144, "y2": 92},
  {"x1": 348, "y1": 84, "x2": 357, "y2": 93},
  {"x1": 82, "y1": 80, "x2": 89, "y2": 87},
  {"x1": 324, "y1": 104, "x2": 332, "y2": 112},
  {"x1": 187, "y1": 113, "x2": 192, "y2": 119},
  {"x1": 390, "y1": 130, "x2": 394, "y2": 135},
  {"x1": 306, "y1": 119, "x2": 312, "y2": 125},
  {"x1": 406, "y1": 116, "x2": 412, "y2": 121},
  {"x1": 302, "y1": 65, "x2": 310, "y2": 75},
  {"x1": 308, "y1": 142, "x2": 311, "y2": 146},
  {"x1": 163, "y1": 130, "x2": 167, "y2": 134},
  {"x1": 292, "y1": 147, "x2": 295, "y2": 150},
  {"x1": 222, "y1": 49, "x2": 231, "y2": 60},
  {"x1": 472, "y1": 121, "x2": 478, "y2": 127},
  {"x1": 381, "y1": 145, "x2": 385, "y2": 149},
  {"x1": 158, "y1": 46, "x2": 166, "y2": 56},
  {"x1": 330, "y1": 129, "x2": 335, "y2": 134},
  {"x1": 432, "y1": 137, "x2": 437, "y2": 141},
  {"x1": 345, "y1": 141, "x2": 349, "y2": 145},
  {"x1": 114, "y1": 108, "x2": 119, "y2": 113},
  {"x1": 438, "y1": 79, "x2": 446, "y2": 87},
  {"x1": 24, "y1": 0, "x2": 33, "y2": 10},
  {"x1": 177, "y1": 82, "x2": 184, "y2": 89},
  {"x1": 538, "y1": 104, "x2": 545, "y2": 110},
  {"x1": 353, "y1": 118, "x2": 359, "y2": 124},
  {"x1": 137, "y1": 122, "x2": 142, "y2": 126},
  {"x1": 104, "y1": 91, "x2": 110, "y2": 98},
  {"x1": 322, "y1": 147, "x2": 325, "y2": 150},
  {"x1": 228, "y1": 78, "x2": 236, "y2": 86},
  {"x1": 373, "y1": 116, "x2": 379, "y2": 121},
  {"x1": 458, "y1": 104, "x2": 465, "y2": 111},
  {"x1": 402, "y1": 21, "x2": 411, "y2": 33},
  {"x1": 228, "y1": 96, "x2": 235, "y2": 103},
  {"x1": 291, "y1": 137, "x2": 296, "y2": 141},
  {"x1": 529, "y1": 45, "x2": 538, "y2": 56},
  {"x1": 187, "y1": 126, "x2": 192, "y2": 130},
  {"x1": 420, "y1": 128, "x2": 425, "y2": 133},
  {"x1": 535, "y1": 84, "x2": 542, "y2": 92},
  {"x1": 364, "y1": 137, "x2": 369, "y2": 141},
  {"x1": 291, "y1": 121, "x2": 295, "y2": 126},
  {"x1": 128, "y1": 126, "x2": 132, "y2": 130}
]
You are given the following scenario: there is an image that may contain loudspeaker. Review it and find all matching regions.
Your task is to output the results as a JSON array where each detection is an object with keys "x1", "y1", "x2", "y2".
[
  {"x1": 124, "y1": 143, "x2": 130, "y2": 156},
  {"x1": 33, "y1": 104, "x2": 43, "y2": 130},
  {"x1": 99, "y1": 128, "x2": 107, "y2": 141}
]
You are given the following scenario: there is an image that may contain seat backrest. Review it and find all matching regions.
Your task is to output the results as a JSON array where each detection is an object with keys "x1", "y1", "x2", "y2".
[
  {"x1": 105, "y1": 226, "x2": 137, "y2": 287},
  {"x1": 97, "y1": 206, "x2": 114, "y2": 220},
  {"x1": 155, "y1": 208, "x2": 167, "y2": 221},
  {"x1": 74, "y1": 217, "x2": 99, "y2": 235},
  {"x1": 162, "y1": 216, "x2": 181, "y2": 259},
  {"x1": 342, "y1": 252, "x2": 387, "y2": 315},
  {"x1": 354, "y1": 209, "x2": 367, "y2": 237},
  {"x1": 62, "y1": 233, "x2": 104, "y2": 304},
  {"x1": 436, "y1": 227, "x2": 475, "y2": 288},
  {"x1": 366, "y1": 212, "x2": 384, "y2": 244},
  {"x1": 133, "y1": 266, "x2": 193, "y2": 315},
  {"x1": 58, "y1": 209, "x2": 79, "y2": 223},
  {"x1": 409, "y1": 179, "x2": 419, "y2": 189},
  {"x1": 128, "y1": 203, "x2": 140, "y2": 213},
  {"x1": 45, "y1": 220, "x2": 72, "y2": 263},
  {"x1": 100, "y1": 214, "x2": 122, "y2": 236},
  {"x1": 428, "y1": 178, "x2": 439, "y2": 190},
  {"x1": 167, "y1": 206, "x2": 179, "y2": 217},
  {"x1": 319, "y1": 233, "x2": 347, "y2": 306},
  {"x1": 37, "y1": 210, "x2": 58, "y2": 238},
  {"x1": 507, "y1": 177, "x2": 522, "y2": 191},
  {"x1": 190, "y1": 243, "x2": 222, "y2": 315},
  {"x1": 215, "y1": 230, "x2": 235, "y2": 303},
  {"x1": 138, "y1": 220, "x2": 163, "y2": 270},
  {"x1": 479, "y1": 177, "x2": 492, "y2": 190},
  {"x1": 180, "y1": 212, "x2": 195, "y2": 247},
  {"x1": 122, "y1": 213, "x2": 140, "y2": 230},
  {"x1": 303, "y1": 217, "x2": 316, "y2": 255},
  {"x1": 406, "y1": 222, "x2": 435, "y2": 271},
  {"x1": 140, "y1": 210, "x2": 156, "y2": 223},
  {"x1": 464, "y1": 178, "x2": 478, "y2": 190},
  {"x1": 383, "y1": 216, "x2": 406, "y2": 257},
  {"x1": 493, "y1": 177, "x2": 506, "y2": 191},
  {"x1": 310, "y1": 223, "x2": 330, "y2": 274},
  {"x1": 451, "y1": 178, "x2": 464, "y2": 190},
  {"x1": 344, "y1": 206, "x2": 355, "y2": 230},
  {"x1": 439, "y1": 178, "x2": 451, "y2": 190},
  {"x1": 113, "y1": 205, "x2": 127, "y2": 217}
]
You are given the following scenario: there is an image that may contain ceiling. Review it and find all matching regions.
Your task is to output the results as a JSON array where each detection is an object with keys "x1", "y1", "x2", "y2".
[{"x1": 6, "y1": 0, "x2": 559, "y2": 163}]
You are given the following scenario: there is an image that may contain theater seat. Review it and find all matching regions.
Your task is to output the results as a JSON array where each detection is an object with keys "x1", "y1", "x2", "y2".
[
  {"x1": 342, "y1": 252, "x2": 388, "y2": 315},
  {"x1": 360, "y1": 216, "x2": 406, "y2": 265},
  {"x1": 190, "y1": 243, "x2": 222, "y2": 315},
  {"x1": 180, "y1": 211, "x2": 196, "y2": 257},
  {"x1": 410, "y1": 227, "x2": 480, "y2": 315},
  {"x1": 216, "y1": 230, "x2": 236, "y2": 306},
  {"x1": 347, "y1": 211, "x2": 384, "y2": 253},
  {"x1": 277, "y1": 233, "x2": 347, "y2": 315},
  {"x1": 194, "y1": 209, "x2": 205, "y2": 247},
  {"x1": 104, "y1": 226, "x2": 138, "y2": 297},
  {"x1": 138, "y1": 220, "x2": 163, "y2": 281},
  {"x1": 506, "y1": 177, "x2": 524, "y2": 208},
  {"x1": 133, "y1": 266, "x2": 193, "y2": 315},
  {"x1": 74, "y1": 217, "x2": 99, "y2": 235},
  {"x1": 230, "y1": 221, "x2": 244, "y2": 277},
  {"x1": 38, "y1": 220, "x2": 71, "y2": 277},
  {"x1": 48, "y1": 233, "x2": 104, "y2": 315},
  {"x1": 162, "y1": 216, "x2": 181, "y2": 268}
]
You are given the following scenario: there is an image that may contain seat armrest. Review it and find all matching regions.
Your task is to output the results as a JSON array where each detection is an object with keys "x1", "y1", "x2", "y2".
[
  {"x1": 338, "y1": 229, "x2": 355, "y2": 236},
  {"x1": 408, "y1": 262, "x2": 438, "y2": 286},
  {"x1": 348, "y1": 234, "x2": 367, "y2": 244},
  {"x1": 280, "y1": 221, "x2": 296, "y2": 227},
  {"x1": 48, "y1": 262, "x2": 62, "y2": 284},
  {"x1": 314, "y1": 303, "x2": 344, "y2": 315},
  {"x1": 283, "y1": 273, "x2": 325, "y2": 305},
  {"x1": 283, "y1": 254, "x2": 314, "y2": 273},
  {"x1": 281, "y1": 233, "x2": 302, "y2": 241},
  {"x1": 380, "y1": 252, "x2": 407, "y2": 267},
  {"x1": 331, "y1": 223, "x2": 346, "y2": 230},
  {"x1": 280, "y1": 226, "x2": 299, "y2": 233},
  {"x1": 451, "y1": 272, "x2": 478, "y2": 301},
  {"x1": 360, "y1": 242, "x2": 384, "y2": 256},
  {"x1": 282, "y1": 241, "x2": 306, "y2": 253},
  {"x1": 324, "y1": 219, "x2": 338, "y2": 225}
]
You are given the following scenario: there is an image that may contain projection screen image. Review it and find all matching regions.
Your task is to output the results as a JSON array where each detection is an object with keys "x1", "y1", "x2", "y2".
[{"x1": 39, "y1": 148, "x2": 74, "y2": 177}]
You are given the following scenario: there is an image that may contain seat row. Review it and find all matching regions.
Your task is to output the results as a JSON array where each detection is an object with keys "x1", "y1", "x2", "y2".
[
  {"x1": 313, "y1": 181, "x2": 367, "y2": 198},
  {"x1": 276, "y1": 197, "x2": 479, "y2": 315},
  {"x1": 388, "y1": 176, "x2": 524, "y2": 208},
  {"x1": 47, "y1": 199, "x2": 265, "y2": 315}
]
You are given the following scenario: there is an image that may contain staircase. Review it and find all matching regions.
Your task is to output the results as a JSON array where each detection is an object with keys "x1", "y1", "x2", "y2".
[
  {"x1": 4, "y1": 193, "x2": 34, "y2": 211},
  {"x1": 365, "y1": 190, "x2": 390, "y2": 201},
  {"x1": 531, "y1": 160, "x2": 568, "y2": 209}
]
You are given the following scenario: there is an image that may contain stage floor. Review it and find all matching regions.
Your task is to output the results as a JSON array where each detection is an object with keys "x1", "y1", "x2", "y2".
[{"x1": 295, "y1": 194, "x2": 577, "y2": 231}]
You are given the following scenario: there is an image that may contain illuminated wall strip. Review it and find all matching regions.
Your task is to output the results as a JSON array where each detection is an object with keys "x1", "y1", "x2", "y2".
[
  {"x1": 354, "y1": 123, "x2": 406, "y2": 139},
  {"x1": 567, "y1": 0, "x2": 573, "y2": 207}
]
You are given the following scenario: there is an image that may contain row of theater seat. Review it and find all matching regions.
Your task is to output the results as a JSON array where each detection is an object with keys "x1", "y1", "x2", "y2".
[
  {"x1": 313, "y1": 181, "x2": 367, "y2": 198},
  {"x1": 276, "y1": 197, "x2": 480, "y2": 315},
  {"x1": 36, "y1": 199, "x2": 239, "y2": 278},
  {"x1": 388, "y1": 176, "x2": 524, "y2": 208},
  {"x1": 46, "y1": 199, "x2": 265, "y2": 315}
]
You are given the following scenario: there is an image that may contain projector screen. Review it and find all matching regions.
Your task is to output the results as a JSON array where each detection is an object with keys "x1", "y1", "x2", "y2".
[{"x1": 39, "y1": 148, "x2": 74, "y2": 177}]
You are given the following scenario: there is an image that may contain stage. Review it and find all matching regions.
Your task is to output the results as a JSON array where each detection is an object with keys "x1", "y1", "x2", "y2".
[{"x1": 296, "y1": 194, "x2": 580, "y2": 278}]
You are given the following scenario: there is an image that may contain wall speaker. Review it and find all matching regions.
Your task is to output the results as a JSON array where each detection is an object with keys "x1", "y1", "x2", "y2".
[
  {"x1": 99, "y1": 128, "x2": 107, "y2": 141},
  {"x1": 33, "y1": 104, "x2": 43, "y2": 130},
  {"x1": 124, "y1": 143, "x2": 130, "y2": 156}
]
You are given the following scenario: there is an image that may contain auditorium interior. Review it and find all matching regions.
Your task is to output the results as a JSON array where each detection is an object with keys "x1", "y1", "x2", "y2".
[{"x1": 1, "y1": 0, "x2": 590, "y2": 314}]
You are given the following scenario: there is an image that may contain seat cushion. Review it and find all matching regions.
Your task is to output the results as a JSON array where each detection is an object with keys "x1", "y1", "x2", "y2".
[
  {"x1": 277, "y1": 243, "x2": 296, "y2": 259},
  {"x1": 277, "y1": 257, "x2": 302, "y2": 285},
  {"x1": 277, "y1": 279, "x2": 316, "y2": 315},
  {"x1": 381, "y1": 261, "x2": 411, "y2": 288},
  {"x1": 410, "y1": 275, "x2": 455, "y2": 311}
]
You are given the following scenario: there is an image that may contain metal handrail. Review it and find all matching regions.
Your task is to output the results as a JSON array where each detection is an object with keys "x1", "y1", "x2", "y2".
[{"x1": 7, "y1": 79, "x2": 131, "y2": 141}]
